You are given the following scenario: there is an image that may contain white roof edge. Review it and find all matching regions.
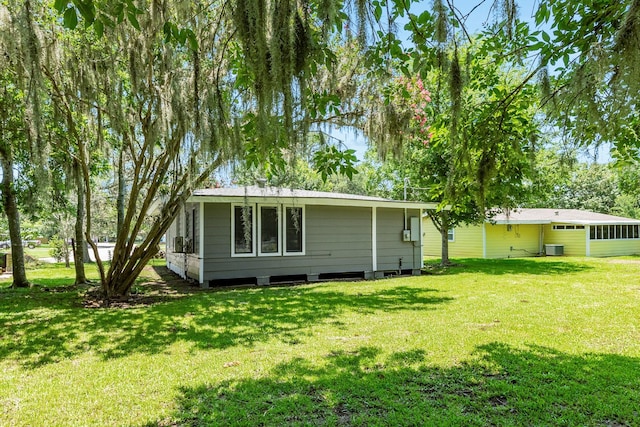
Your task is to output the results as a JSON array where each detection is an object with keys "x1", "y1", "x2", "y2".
[
  {"x1": 490, "y1": 220, "x2": 552, "y2": 224},
  {"x1": 491, "y1": 219, "x2": 640, "y2": 225},
  {"x1": 580, "y1": 220, "x2": 640, "y2": 225},
  {"x1": 187, "y1": 195, "x2": 438, "y2": 210}
]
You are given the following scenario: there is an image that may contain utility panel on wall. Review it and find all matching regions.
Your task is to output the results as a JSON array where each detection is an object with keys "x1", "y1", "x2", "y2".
[{"x1": 410, "y1": 217, "x2": 420, "y2": 241}]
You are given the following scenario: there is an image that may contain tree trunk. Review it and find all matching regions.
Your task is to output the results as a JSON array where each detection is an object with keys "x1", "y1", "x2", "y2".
[
  {"x1": 73, "y1": 164, "x2": 88, "y2": 285},
  {"x1": 103, "y1": 182, "x2": 182, "y2": 299},
  {"x1": 102, "y1": 150, "x2": 223, "y2": 299},
  {"x1": 82, "y1": 236, "x2": 91, "y2": 263},
  {"x1": 0, "y1": 151, "x2": 29, "y2": 288},
  {"x1": 440, "y1": 211, "x2": 451, "y2": 266},
  {"x1": 117, "y1": 148, "x2": 125, "y2": 235},
  {"x1": 64, "y1": 239, "x2": 70, "y2": 268}
]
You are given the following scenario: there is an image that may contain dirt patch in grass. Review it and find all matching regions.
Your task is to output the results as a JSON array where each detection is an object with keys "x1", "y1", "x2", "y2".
[
  {"x1": 421, "y1": 262, "x2": 462, "y2": 275},
  {"x1": 607, "y1": 259, "x2": 640, "y2": 264},
  {"x1": 82, "y1": 266, "x2": 202, "y2": 309}
]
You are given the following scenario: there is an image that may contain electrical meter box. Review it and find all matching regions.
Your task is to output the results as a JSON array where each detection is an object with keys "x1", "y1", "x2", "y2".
[
  {"x1": 410, "y1": 217, "x2": 420, "y2": 241},
  {"x1": 402, "y1": 230, "x2": 411, "y2": 241}
]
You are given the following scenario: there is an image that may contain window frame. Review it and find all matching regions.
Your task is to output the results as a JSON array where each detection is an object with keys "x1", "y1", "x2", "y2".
[
  {"x1": 283, "y1": 205, "x2": 305, "y2": 256},
  {"x1": 191, "y1": 207, "x2": 197, "y2": 254},
  {"x1": 231, "y1": 203, "x2": 256, "y2": 257},
  {"x1": 230, "y1": 203, "x2": 308, "y2": 257},
  {"x1": 589, "y1": 224, "x2": 640, "y2": 241},
  {"x1": 553, "y1": 225, "x2": 586, "y2": 231},
  {"x1": 257, "y1": 204, "x2": 282, "y2": 256},
  {"x1": 447, "y1": 227, "x2": 455, "y2": 242}
]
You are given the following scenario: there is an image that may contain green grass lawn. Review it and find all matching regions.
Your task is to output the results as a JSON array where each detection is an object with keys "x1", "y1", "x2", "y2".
[
  {"x1": 1, "y1": 257, "x2": 639, "y2": 426},
  {"x1": 23, "y1": 244, "x2": 54, "y2": 260}
]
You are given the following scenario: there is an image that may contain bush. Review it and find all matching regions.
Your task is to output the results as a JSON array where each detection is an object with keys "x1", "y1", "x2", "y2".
[{"x1": 49, "y1": 236, "x2": 69, "y2": 263}]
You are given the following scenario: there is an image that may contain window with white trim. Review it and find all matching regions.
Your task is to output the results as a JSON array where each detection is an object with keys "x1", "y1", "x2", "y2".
[
  {"x1": 552, "y1": 225, "x2": 585, "y2": 230},
  {"x1": 589, "y1": 224, "x2": 640, "y2": 240},
  {"x1": 231, "y1": 204, "x2": 305, "y2": 257},
  {"x1": 232, "y1": 204, "x2": 255, "y2": 256},
  {"x1": 190, "y1": 207, "x2": 198, "y2": 253},
  {"x1": 258, "y1": 205, "x2": 281, "y2": 255},
  {"x1": 284, "y1": 206, "x2": 304, "y2": 254},
  {"x1": 447, "y1": 227, "x2": 454, "y2": 242}
]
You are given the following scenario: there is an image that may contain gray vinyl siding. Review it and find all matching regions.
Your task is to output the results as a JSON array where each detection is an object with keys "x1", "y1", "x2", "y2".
[
  {"x1": 166, "y1": 203, "x2": 200, "y2": 280},
  {"x1": 376, "y1": 208, "x2": 421, "y2": 271},
  {"x1": 185, "y1": 203, "x2": 199, "y2": 254},
  {"x1": 166, "y1": 207, "x2": 183, "y2": 277},
  {"x1": 185, "y1": 203, "x2": 200, "y2": 280},
  {"x1": 202, "y1": 203, "x2": 373, "y2": 281}
]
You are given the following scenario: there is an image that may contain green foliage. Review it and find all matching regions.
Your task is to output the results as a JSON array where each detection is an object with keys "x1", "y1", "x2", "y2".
[
  {"x1": 532, "y1": 1, "x2": 640, "y2": 156},
  {"x1": 612, "y1": 194, "x2": 640, "y2": 219},
  {"x1": 524, "y1": 147, "x2": 640, "y2": 217},
  {"x1": 527, "y1": 157, "x2": 617, "y2": 213},
  {"x1": 0, "y1": 66, "x2": 45, "y2": 215},
  {"x1": 31, "y1": 0, "x2": 424, "y2": 296},
  {"x1": 48, "y1": 236, "x2": 69, "y2": 263},
  {"x1": 54, "y1": 0, "x2": 143, "y2": 35},
  {"x1": 312, "y1": 146, "x2": 359, "y2": 182},
  {"x1": 381, "y1": 35, "x2": 539, "y2": 214},
  {"x1": 162, "y1": 21, "x2": 198, "y2": 51}
]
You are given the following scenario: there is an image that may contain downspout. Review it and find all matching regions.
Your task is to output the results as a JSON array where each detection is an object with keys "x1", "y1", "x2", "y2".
[
  {"x1": 199, "y1": 201, "x2": 205, "y2": 286},
  {"x1": 403, "y1": 177, "x2": 409, "y2": 229},
  {"x1": 420, "y1": 209, "x2": 424, "y2": 268},
  {"x1": 372, "y1": 207, "x2": 377, "y2": 272}
]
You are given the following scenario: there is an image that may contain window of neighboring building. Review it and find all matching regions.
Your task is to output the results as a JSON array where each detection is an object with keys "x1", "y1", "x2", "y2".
[
  {"x1": 258, "y1": 205, "x2": 280, "y2": 255},
  {"x1": 589, "y1": 224, "x2": 640, "y2": 240},
  {"x1": 232, "y1": 204, "x2": 255, "y2": 256},
  {"x1": 447, "y1": 228, "x2": 454, "y2": 242},
  {"x1": 284, "y1": 206, "x2": 304, "y2": 254},
  {"x1": 553, "y1": 225, "x2": 585, "y2": 230}
]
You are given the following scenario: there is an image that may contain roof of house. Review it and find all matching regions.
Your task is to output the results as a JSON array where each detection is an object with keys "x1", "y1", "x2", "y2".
[
  {"x1": 490, "y1": 208, "x2": 640, "y2": 225},
  {"x1": 189, "y1": 186, "x2": 440, "y2": 209}
]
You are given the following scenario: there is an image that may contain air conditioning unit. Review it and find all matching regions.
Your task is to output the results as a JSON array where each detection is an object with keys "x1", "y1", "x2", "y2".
[
  {"x1": 183, "y1": 238, "x2": 193, "y2": 254},
  {"x1": 174, "y1": 236, "x2": 184, "y2": 253},
  {"x1": 545, "y1": 244, "x2": 564, "y2": 256}
]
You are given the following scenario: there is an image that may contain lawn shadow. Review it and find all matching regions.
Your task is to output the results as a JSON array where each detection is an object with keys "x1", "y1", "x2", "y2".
[
  {"x1": 426, "y1": 258, "x2": 593, "y2": 276},
  {"x1": 0, "y1": 277, "x2": 452, "y2": 368},
  {"x1": 144, "y1": 342, "x2": 640, "y2": 426}
]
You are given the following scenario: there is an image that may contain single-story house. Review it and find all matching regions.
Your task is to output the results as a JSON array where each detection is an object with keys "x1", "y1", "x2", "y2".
[
  {"x1": 166, "y1": 186, "x2": 438, "y2": 286},
  {"x1": 423, "y1": 208, "x2": 640, "y2": 258}
]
